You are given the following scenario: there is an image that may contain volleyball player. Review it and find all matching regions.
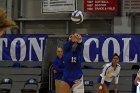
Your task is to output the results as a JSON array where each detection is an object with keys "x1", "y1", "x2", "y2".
[
  {"x1": 58, "y1": 33, "x2": 84, "y2": 93},
  {"x1": 134, "y1": 69, "x2": 140, "y2": 93},
  {"x1": 96, "y1": 53, "x2": 121, "y2": 93},
  {"x1": 53, "y1": 47, "x2": 64, "y2": 93}
]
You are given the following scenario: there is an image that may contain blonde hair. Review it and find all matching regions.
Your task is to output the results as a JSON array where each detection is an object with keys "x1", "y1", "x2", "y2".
[{"x1": 0, "y1": 8, "x2": 17, "y2": 29}]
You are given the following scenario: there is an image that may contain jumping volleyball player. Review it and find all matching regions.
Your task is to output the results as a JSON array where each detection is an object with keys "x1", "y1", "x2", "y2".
[
  {"x1": 0, "y1": 8, "x2": 17, "y2": 36},
  {"x1": 58, "y1": 33, "x2": 84, "y2": 93},
  {"x1": 97, "y1": 53, "x2": 121, "y2": 93}
]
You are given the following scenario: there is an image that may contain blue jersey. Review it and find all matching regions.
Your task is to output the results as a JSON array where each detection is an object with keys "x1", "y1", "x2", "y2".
[
  {"x1": 53, "y1": 56, "x2": 64, "y2": 80},
  {"x1": 62, "y1": 41, "x2": 83, "y2": 83}
]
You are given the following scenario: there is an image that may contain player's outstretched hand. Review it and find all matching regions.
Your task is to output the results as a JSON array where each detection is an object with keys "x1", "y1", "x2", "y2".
[
  {"x1": 69, "y1": 33, "x2": 82, "y2": 43},
  {"x1": 69, "y1": 34, "x2": 77, "y2": 42},
  {"x1": 74, "y1": 33, "x2": 82, "y2": 43}
]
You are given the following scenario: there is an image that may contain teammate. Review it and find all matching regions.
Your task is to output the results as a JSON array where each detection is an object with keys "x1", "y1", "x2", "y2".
[
  {"x1": 58, "y1": 33, "x2": 84, "y2": 93},
  {"x1": 0, "y1": 8, "x2": 17, "y2": 36},
  {"x1": 96, "y1": 53, "x2": 121, "y2": 93},
  {"x1": 134, "y1": 69, "x2": 140, "y2": 93},
  {"x1": 134, "y1": 69, "x2": 140, "y2": 86},
  {"x1": 53, "y1": 47, "x2": 64, "y2": 93}
]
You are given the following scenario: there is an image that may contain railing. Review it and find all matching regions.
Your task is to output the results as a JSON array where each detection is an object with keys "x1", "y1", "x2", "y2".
[{"x1": 48, "y1": 64, "x2": 54, "y2": 91}]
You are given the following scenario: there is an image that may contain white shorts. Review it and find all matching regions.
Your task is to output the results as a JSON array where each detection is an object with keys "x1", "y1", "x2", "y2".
[{"x1": 72, "y1": 75, "x2": 84, "y2": 93}]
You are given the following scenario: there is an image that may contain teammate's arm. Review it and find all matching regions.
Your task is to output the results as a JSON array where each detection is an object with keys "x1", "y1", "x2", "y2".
[
  {"x1": 114, "y1": 75, "x2": 119, "y2": 93},
  {"x1": 99, "y1": 64, "x2": 108, "y2": 89},
  {"x1": 114, "y1": 67, "x2": 121, "y2": 93},
  {"x1": 53, "y1": 60, "x2": 63, "y2": 73},
  {"x1": 114, "y1": 84, "x2": 118, "y2": 93},
  {"x1": 74, "y1": 33, "x2": 83, "y2": 53}
]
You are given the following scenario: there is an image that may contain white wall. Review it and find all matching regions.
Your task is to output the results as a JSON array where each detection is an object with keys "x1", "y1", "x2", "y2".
[
  {"x1": 0, "y1": 0, "x2": 6, "y2": 9},
  {"x1": 12, "y1": 0, "x2": 112, "y2": 34},
  {"x1": 134, "y1": 16, "x2": 140, "y2": 34},
  {"x1": 1, "y1": 0, "x2": 140, "y2": 35}
]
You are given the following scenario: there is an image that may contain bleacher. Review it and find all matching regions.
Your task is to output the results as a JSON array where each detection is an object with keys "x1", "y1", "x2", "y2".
[
  {"x1": 0, "y1": 61, "x2": 42, "y2": 93},
  {"x1": 82, "y1": 62, "x2": 139, "y2": 93}
]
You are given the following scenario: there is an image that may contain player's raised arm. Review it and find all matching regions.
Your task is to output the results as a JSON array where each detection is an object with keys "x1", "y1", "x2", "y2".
[
  {"x1": 74, "y1": 33, "x2": 84, "y2": 54},
  {"x1": 63, "y1": 34, "x2": 76, "y2": 52}
]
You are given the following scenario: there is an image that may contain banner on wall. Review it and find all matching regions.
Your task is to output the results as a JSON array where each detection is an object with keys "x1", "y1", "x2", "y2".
[
  {"x1": 42, "y1": 0, "x2": 76, "y2": 13},
  {"x1": 84, "y1": 0, "x2": 118, "y2": 15},
  {"x1": 0, "y1": 35, "x2": 48, "y2": 61},
  {"x1": 82, "y1": 35, "x2": 140, "y2": 62}
]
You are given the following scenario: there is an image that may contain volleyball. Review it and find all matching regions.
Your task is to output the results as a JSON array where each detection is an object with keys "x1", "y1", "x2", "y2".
[{"x1": 71, "y1": 10, "x2": 84, "y2": 24}]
